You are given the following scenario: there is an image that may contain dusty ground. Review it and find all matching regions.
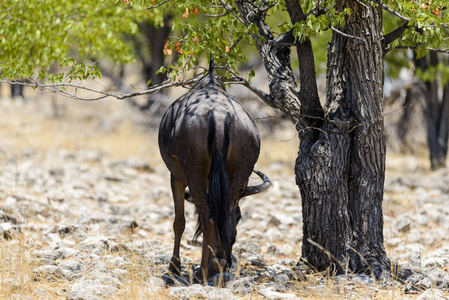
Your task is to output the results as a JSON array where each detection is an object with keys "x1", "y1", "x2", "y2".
[{"x1": 1, "y1": 90, "x2": 449, "y2": 299}]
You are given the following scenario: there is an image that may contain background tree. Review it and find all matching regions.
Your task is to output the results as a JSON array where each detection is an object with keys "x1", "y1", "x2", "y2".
[
  {"x1": 381, "y1": 3, "x2": 449, "y2": 169},
  {"x1": 0, "y1": 0, "x2": 176, "y2": 102},
  {"x1": 415, "y1": 52, "x2": 449, "y2": 169},
  {"x1": 125, "y1": 16, "x2": 173, "y2": 113},
  {"x1": 2, "y1": 0, "x2": 449, "y2": 279}
]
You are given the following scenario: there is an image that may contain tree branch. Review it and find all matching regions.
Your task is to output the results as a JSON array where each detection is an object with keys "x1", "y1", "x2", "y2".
[
  {"x1": 219, "y1": 67, "x2": 274, "y2": 106},
  {"x1": 234, "y1": 0, "x2": 310, "y2": 129},
  {"x1": 330, "y1": 25, "x2": 367, "y2": 43},
  {"x1": 285, "y1": 0, "x2": 324, "y2": 122},
  {"x1": 228, "y1": 35, "x2": 244, "y2": 52},
  {"x1": 1, "y1": 76, "x2": 202, "y2": 101},
  {"x1": 306, "y1": 1, "x2": 333, "y2": 19},
  {"x1": 284, "y1": 0, "x2": 307, "y2": 23},
  {"x1": 217, "y1": 0, "x2": 245, "y2": 25},
  {"x1": 382, "y1": 21, "x2": 410, "y2": 51},
  {"x1": 370, "y1": 0, "x2": 410, "y2": 22},
  {"x1": 2, "y1": 69, "x2": 274, "y2": 105},
  {"x1": 394, "y1": 45, "x2": 449, "y2": 55},
  {"x1": 146, "y1": 0, "x2": 171, "y2": 10}
]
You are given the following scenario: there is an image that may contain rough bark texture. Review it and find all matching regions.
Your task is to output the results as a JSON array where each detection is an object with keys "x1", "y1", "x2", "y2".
[
  {"x1": 236, "y1": 0, "x2": 389, "y2": 277},
  {"x1": 297, "y1": 1, "x2": 389, "y2": 277},
  {"x1": 284, "y1": 0, "x2": 323, "y2": 124},
  {"x1": 415, "y1": 53, "x2": 449, "y2": 169},
  {"x1": 235, "y1": 0, "x2": 322, "y2": 129}
]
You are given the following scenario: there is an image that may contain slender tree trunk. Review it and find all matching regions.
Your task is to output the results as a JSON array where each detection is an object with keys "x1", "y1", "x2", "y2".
[
  {"x1": 236, "y1": 0, "x2": 390, "y2": 277},
  {"x1": 416, "y1": 52, "x2": 449, "y2": 169},
  {"x1": 10, "y1": 84, "x2": 24, "y2": 98},
  {"x1": 141, "y1": 19, "x2": 171, "y2": 90},
  {"x1": 438, "y1": 84, "x2": 449, "y2": 163},
  {"x1": 130, "y1": 17, "x2": 171, "y2": 111}
]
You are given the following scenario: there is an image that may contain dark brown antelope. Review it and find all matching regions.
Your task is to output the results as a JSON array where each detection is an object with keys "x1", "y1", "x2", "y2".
[{"x1": 158, "y1": 62, "x2": 270, "y2": 282}]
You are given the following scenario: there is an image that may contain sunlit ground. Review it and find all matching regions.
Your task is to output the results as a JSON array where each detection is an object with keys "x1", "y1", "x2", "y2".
[{"x1": 0, "y1": 87, "x2": 448, "y2": 299}]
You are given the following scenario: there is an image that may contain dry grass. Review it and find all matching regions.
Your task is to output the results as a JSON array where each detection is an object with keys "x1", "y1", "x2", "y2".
[
  {"x1": 0, "y1": 93, "x2": 447, "y2": 299},
  {"x1": 0, "y1": 99, "x2": 158, "y2": 162},
  {"x1": 0, "y1": 234, "x2": 35, "y2": 298}
]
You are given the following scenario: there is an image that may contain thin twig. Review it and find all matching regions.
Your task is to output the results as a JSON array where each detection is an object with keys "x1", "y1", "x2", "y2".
[
  {"x1": 370, "y1": 0, "x2": 410, "y2": 22},
  {"x1": 394, "y1": 45, "x2": 449, "y2": 54},
  {"x1": 228, "y1": 35, "x2": 244, "y2": 52},
  {"x1": 2, "y1": 76, "x2": 201, "y2": 101},
  {"x1": 331, "y1": 26, "x2": 367, "y2": 42},
  {"x1": 217, "y1": 0, "x2": 245, "y2": 25},
  {"x1": 306, "y1": 1, "x2": 333, "y2": 18},
  {"x1": 218, "y1": 66, "x2": 273, "y2": 106},
  {"x1": 205, "y1": 11, "x2": 230, "y2": 17},
  {"x1": 258, "y1": 0, "x2": 279, "y2": 14},
  {"x1": 146, "y1": 0, "x2": 171, "y2": 10},
  {"x1": 328, "y1": 12, "x2": 366, "y2": 43}
]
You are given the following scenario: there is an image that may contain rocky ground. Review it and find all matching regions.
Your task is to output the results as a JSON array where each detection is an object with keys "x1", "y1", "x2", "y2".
[{"x1": 1, "y1": 96, "x2": 449, "y2": 299}]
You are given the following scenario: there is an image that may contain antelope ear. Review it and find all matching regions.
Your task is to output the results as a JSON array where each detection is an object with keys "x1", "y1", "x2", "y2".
[{"x1": 242, "y1": 170, "x2": 271, "y2": 197}]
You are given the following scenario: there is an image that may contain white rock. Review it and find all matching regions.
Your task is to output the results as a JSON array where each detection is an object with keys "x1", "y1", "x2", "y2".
[
  {"x1": 423, "y1": 257, "x2": 445, "y2": 268},
  {"x1": 417, "y1": 288, "x2": 448, "y2": 300},
  {"x1": 393, "y1": 213, "x2": 412, "y2": 232},
  {"x1": 68, "y1": 279, "x2": 117, "y2": 300},
  {"x1": 258, "y1": 286, "x2": 298, "y2": 300},
  {"x1": 227, "y1": 277, "x2": 255, "y2": 295},
  {"x1": 146, "y1": 276, "x2": 165, "y2": 291},
  {"x1": 169, "y1": 285, "x2": 236, "y2": 300}
]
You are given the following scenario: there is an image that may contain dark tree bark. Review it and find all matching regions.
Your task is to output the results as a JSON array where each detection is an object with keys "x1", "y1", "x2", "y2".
[
  {"x1": 299, "y1": 0, "x2": 389, "y2": 276},
  {"x1": 236, "y1": 0, "x2": 390, "y2": 277},
  {"x1": 10, "y1": 84, "x2": 24, "y2": 98},
  {"x1": 130, "y1": 17, "x2": 172, "y2": 111},
  {"x1": 415, "y1": 52, "x2": 449, "y2": 169}
]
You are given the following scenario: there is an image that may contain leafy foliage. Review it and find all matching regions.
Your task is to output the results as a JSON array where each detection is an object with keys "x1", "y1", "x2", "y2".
[
  {"x1": 382, "y1": 0, "x2": 449, "y2": 80},
  {"x1": 147, "y1": 0, "x2": 449, "y2": 83},
  {"x1": 1, "y1": 0, "x2": 449, "y2": 86},
  {"x1": 0, "y1": 0, "x2": 150, "y2": 82}
]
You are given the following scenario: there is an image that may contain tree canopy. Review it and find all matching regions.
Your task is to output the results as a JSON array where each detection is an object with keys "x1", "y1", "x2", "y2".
[
  {"x1": 1, "y1": 0, "x2": 448, "y2": 96},
  {"x1": 1, "y1": 1, "x2": 153, "y2": 82}
]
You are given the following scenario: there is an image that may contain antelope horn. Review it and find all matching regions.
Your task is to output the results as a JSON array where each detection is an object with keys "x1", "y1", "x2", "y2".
[
  {"x1": 185, "y1": 170, "x2": 270, "y2": 201},
  {"x1": 243, "y1": 170, "x2": 271, "y2": 197},
  {"x1": 184, "y1": 189, "x2": 194, "y2": 203}
]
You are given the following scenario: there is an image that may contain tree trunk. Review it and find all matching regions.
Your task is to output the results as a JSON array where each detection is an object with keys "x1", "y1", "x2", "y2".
[
  {"x1": 439, "y1": 84, "x2": 449, "y2": 164},
  {"x1": 296, "y1": 1, "x2": 389, "y2": 277},
  {"x1": 11, "y1": 84, "x2": 24, "y2": 98},
  {"x1": 130, "y1": 17, "x2": 171, "y2": 111},
  {"x1": 416, "y1": 52, "x2": 449, "y2": 169},
  {"x1": 140, "y1": 19, "x2": 171, "y2": 90},
  {"x1": 236, "y1": 0, "x2": 390, "y2": 277}
]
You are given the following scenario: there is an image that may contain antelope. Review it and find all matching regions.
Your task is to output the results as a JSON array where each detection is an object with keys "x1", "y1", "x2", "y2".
[{"x1": 158, "y1": 62, "x2": 270, "y2": 281}]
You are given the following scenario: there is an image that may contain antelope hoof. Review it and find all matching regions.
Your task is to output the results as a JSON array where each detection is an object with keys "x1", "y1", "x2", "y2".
[
  {"x1": 219, "y1": 258, "x2": 226, "y2": 269},
  {"x1": 212, "y1": 258, "x2": 220, "y2": 268},
  {"x1": 168, "y1": 258, "x2": 181, "y2": 275}
]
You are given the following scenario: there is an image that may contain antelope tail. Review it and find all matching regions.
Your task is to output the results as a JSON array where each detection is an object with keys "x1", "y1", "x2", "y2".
[{"x1": 207, "y1": 110, "x2": 232, "y2": 265}]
